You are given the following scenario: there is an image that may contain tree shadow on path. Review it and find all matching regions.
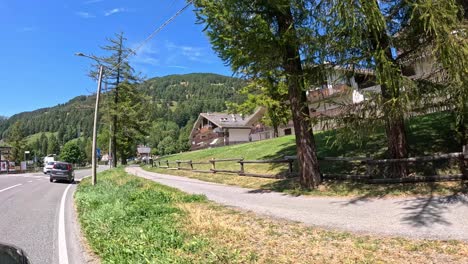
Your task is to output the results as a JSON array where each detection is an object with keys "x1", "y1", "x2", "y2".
[
  {"x1": 336, "y1": 181, "x2": 468, "y2": 227},
  {"x1": 396, "y1": 183, "x2": 468, "y2": 227}
]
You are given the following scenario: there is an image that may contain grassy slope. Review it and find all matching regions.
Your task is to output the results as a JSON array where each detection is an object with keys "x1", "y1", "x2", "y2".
[
  {"x1": 75, "y1": 169, "x2": 468, "y2": 263},
  {"x1": 145, "y1": 112, "x2": 466, "y2": 196},
  {"x1": 159, "y1": 112, "x2": 459, "y2": 162},
  {"x1": 25, "y1": 132, "x2": 58, "y2": 145}
]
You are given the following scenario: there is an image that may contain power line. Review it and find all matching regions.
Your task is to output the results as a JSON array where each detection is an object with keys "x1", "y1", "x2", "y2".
[{"x1": 108, "y1": 0, "x2": 194, "y2": 74}]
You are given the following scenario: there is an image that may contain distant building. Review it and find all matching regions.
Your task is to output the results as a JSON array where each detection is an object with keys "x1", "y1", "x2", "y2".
[
  {"x1": 137, "y1": 146, "x2": 151, "y2": 160},
  {"x1": 0, "y1": 146, "x2": 11, "y2": 161},
  {"x1": 307, "y1": 66, "x2": 381, "y2": 119},
  {"x1": 190, "y1": 108, "x2": 295, "y2": 150}
]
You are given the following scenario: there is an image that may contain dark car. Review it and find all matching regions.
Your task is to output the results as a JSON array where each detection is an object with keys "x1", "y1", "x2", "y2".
[
  {"x1": 0, "y1": 243, "x2": 31, "y2": 264},
  {"x1": 49, "y1": 162, "x2": 75, "y2": 183}
]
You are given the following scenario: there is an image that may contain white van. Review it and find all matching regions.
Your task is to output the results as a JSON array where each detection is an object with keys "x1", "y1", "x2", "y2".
[{"x1": 43, "y1": 155, "x2": 56, "y2": 174}]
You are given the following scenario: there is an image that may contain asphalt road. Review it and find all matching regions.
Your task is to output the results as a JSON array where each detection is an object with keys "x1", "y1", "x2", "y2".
[
  {"x1": 127, "y1": 166, "x2": 468, "y2": 241},
  {"x1": 0, "y1": 166, "x2": 107, "y2": 264}
]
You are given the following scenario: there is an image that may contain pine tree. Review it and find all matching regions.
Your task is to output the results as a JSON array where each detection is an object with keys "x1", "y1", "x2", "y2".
[
  {"x1": 316, "y1": 0, "x2": 467, "y2": 176},
  {"x1": 40, "y1": 133, "x2": 48, "y2": 157},
  {"x1": 6, "y1": 122, "x2": 26, "y2": 163},
  {"x1": 114, "y1": 82, "x2": 150, "y2": 164},
  {"x1": 89, "y1": 32, "x2": 139, "y2": 167},
  {"x1": 194, "y1": 0, "x2": 323, "y2": 188},
  {"x1": 47, "y1": 134, "x2": 59, "y2": 155}
]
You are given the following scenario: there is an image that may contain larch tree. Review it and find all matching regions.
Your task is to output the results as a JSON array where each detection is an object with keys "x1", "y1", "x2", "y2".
[
  {"x1": 227, "y1": 75, "x2": 291, "y2": 138},
  {"x1": 6, "y1": 122, "x2": 26, "y2": 163},
  {"x1": 193, "y1": 0, "x2": 322, "y2": 188},
  {"x1": 89, "y1": 32, "x2": 140, "y2": 166},
  {"x1": 316, "y1": 0, "x2": 467, "y2": 177}
]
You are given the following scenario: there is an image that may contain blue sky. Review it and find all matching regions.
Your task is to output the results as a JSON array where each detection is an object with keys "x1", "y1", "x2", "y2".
[{"x1": 0, "y1": 0, "x2": 232, "y2": 117}]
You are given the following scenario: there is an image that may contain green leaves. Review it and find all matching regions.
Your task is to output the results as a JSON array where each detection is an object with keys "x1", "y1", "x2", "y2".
[{"x1": 60, "y1": 140, "x2": 86, "y2": 164}]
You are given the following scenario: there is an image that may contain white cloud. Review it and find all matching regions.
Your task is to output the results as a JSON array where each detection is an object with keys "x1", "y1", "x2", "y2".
[
  {"x1": 104, "y1": 7, "x2": 126, "y2": 16},
  {"x1": 18, "y1": 26, "x2": 35, "y2": 32},
  {"x1": 168, "y1": 65, "x2": 188, "y2": 69},
  {"x1": 84, "y1": 0, "x2": 104, "y2": 4},
  {"x1": 131, "y1": 42, "x2": 160, "y2": 66},
  {"x1": 165, "y1": 41, "x2": 210, "y2": 62},
  {"x1": 76, "y1": 11, "x2": 95, "y2": 18}
]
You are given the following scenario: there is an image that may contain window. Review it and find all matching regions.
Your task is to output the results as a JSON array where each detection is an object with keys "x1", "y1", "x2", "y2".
[{"x1": 284, "y1": 128, "x2": 292, "y2": 135}]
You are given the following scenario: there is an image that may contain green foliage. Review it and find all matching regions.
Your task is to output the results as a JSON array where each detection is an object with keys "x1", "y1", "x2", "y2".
[
  {"x1": 228, "y1": 76, "x2": 291, "y2": 136},
  {"x1": 47, "y1": 134, "x2": 60, "y2": 155},
  {"x1": 194, "y1": 0, "x2": 324, "y2": 187},
  {"x1": 141, "y1": 73, "x2": 246, "y2": 127},
  {"x1": 316, "y1": 0, "x2": 467, "y2": 147},
  {"x1": 40, "y1": 133, "x2": 48, "y2": 156},
  {"x1": 60, "y1": 141, "x2": 86, "y2": 164},
  {"x1": 5, "y1": 121, "x2": 26, "y2": 163},
  {"x1": 0, "y1": 95, "x2": 94, "y2": 141},
  {"x1": 114, "y1": 82, "x2": 151, "y2": 163}
]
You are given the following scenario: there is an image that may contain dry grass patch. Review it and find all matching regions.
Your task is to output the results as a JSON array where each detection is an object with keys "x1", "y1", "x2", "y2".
[
  {"x1": 148, "y1": 166, "x2": 279, "y2": 189},
  {"x1": 144, "y1": 166, "x2": 468, "y2": 198},
  {"x1": 178, "y1": 202, "x2": 468, "y2": 264}
]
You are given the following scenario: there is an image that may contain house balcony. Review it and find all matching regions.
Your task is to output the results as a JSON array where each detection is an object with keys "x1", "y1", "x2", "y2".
[{"x1": 307, "y1": 84, "x2": 350, "y2": 103}]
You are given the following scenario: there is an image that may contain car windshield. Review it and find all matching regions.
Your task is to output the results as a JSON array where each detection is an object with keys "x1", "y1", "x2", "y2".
[
  {"x1": 54, "y1": 163, "x2": 69, "y2": 170},
  {"x1": 47, "y1": 162, "x2": 55, "y2": 165}
]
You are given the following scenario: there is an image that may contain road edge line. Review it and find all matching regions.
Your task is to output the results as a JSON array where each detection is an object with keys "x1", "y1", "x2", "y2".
[
  {"x1": 0, "y1": 184, "x2": 22, "y2": 193},
  {"x1": 59, "y1": 184, "x2": 72, "y2": 264}
]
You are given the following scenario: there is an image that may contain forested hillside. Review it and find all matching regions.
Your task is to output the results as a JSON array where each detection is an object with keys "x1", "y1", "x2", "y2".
[
  {"x1": 141, "y1": 73, "x2": 246, "y2": 127},
  {"x1": 140, "y1": 73, "x2": 246, "y2": 155},
  {"x1": 0, "y1": 95, "x2": 95, "y2": 142},
  {"x1": 0, "y1": 73, "x2": 246, "y2": 160}
]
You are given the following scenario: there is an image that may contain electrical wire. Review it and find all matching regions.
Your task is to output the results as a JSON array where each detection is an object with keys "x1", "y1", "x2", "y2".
[{"x1": 108, "y1": 0, "x2": 194, "y2": 74}]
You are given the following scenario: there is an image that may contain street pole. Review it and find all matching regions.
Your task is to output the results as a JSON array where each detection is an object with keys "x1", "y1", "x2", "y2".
[
  {"x1": 109, "y1": 123, "x2": 112, "y2": 168},
  {"x1": 91, "y1": 65, "x2": 104, "y2": 185}
]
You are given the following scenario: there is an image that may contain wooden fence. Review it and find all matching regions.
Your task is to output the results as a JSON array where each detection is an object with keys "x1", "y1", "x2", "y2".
[
  {"x1": 154, "y1": 145, "x2": 468, "y2": 183},
  {"x1": 156, "y1": 157, "x2": 294, "y2": 179}
]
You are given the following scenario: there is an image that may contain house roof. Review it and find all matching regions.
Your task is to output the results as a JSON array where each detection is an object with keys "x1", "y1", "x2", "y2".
[
  {"x1": 200, "y1": 107, "x2": 266, "y2": 129},
  {"x1": 190, "y1": 107, "x2": 266, "y2": 137},
  {"x1": 137, "y1": 147, "x2": 151, "y2": 154}
]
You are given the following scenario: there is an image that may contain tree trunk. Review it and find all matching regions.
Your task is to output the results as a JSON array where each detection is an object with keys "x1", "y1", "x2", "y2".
[
  {"x1": 111, "y1": 35, "x2": 123, "y2": 168},
  {"x1": 120, "y1": 152, "x2": 127, "y2": 165},
  {"x1": 273, "y1": 124, "x2": 279, "y2": 138},
  {"x1": 384, "y1": 108, "x2": 409, "y2": 178},
  {"x1": 276, "y1": 7, "x2": 321, "y2": 188},
  {"x1": 366, "y1": 0, "x2": 409, "y2": 178}
]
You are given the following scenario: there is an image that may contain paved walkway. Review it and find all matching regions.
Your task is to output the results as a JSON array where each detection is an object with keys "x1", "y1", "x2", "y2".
[{"x1": 126, "y1": 166, "x2": 468, "y2": 241}]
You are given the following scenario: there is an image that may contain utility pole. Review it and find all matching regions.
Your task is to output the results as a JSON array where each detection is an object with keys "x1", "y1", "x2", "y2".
[{"x1": 91, "y1": 65, "x2": 104, "y2": 185}]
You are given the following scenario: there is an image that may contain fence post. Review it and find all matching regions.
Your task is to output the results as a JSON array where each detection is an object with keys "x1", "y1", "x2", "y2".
[
  {"x1": 210, "y1": 158, "x2": 216, "y2": 173},
  {"x1": 158, "y1": 160, "x2": 161, "y2": 167},
  {"x1": 166, "y1": 160, "x2": 169, "y2": 168},
  {"x1": 287, "y1": 159, "x2": 293, "y2": 174},
  {"x1": 366, "y1": 154, "x2": 373, "y2": 179},
  {"x1": 176, "y1": 161, "x2": 180, "y2": 170},
  {"x1": 461, "y1": 145, "x2": 468, "y2": 180},
  {"x1": 239, "y1": 158, "x2": 244, "y2": 175},
  {"x1": 189, "y1": 160, "x2": 193, "y2": 170}
]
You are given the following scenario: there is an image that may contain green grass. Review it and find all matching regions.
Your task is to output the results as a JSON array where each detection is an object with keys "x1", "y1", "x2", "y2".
[
  {"x1": 144, "y1": 112, "x2": 465, "y2": 197},
  {"x1": 75, "y1": 168, "x2": 253, "y2": 263},
  {"x1": 75, "y1": 169, "x2": 468, "y2": 263},
  {"x1": 25, "y1": 131, "x2": 58, "y2": 145}
]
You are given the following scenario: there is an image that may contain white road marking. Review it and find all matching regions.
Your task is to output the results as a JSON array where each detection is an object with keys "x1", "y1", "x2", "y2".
[
  {"x1": 0, "y1": 184, "x2": 22, "y2": 193},
  {"x1": 59, "y1": 184, "x2": 72, "y2": 264},
  {"x1": 28, "y1": 180, "x2": 33, "y2": 183}
]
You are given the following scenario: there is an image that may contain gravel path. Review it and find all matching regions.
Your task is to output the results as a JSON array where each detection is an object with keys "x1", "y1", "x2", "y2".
[{"x1": 126, "y1": 166, "x2": 468, "y2": 241}]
